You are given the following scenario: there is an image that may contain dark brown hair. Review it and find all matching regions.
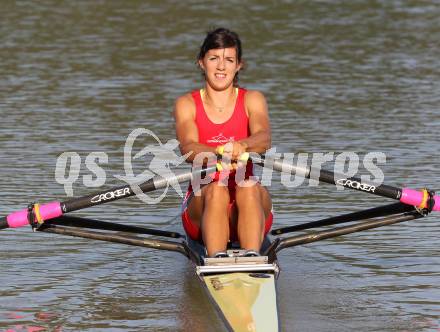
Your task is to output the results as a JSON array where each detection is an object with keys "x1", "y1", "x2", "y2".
[{"x1": 197, "y1": 28, "x2": 243, "y2": 85}]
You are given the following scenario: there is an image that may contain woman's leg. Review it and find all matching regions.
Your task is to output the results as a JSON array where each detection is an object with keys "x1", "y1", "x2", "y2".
[
  {"x1": 235, "y1": 182, "x2": 272, "y2": 252},
  {"x1": 187, "y1": 182, "x2": 231, "y2": 256}
]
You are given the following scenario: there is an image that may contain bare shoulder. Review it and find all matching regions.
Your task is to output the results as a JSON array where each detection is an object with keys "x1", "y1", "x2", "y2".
[
  {"x1": 174, "y1": 92, "x2": 196, "y2": 120},
  {"x1": 245, "y1": 89, "x2": 266, "y2": 100},
  {"x1": 175, "y1": 92, "x2": 195, "y2": 110},
  {"x1": 244, "y1": 89, "x2": 268, "y2": 115}
]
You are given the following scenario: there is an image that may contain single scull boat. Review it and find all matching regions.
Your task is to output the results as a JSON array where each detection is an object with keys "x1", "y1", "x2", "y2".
[{"x1": 1, "y1": 154, "x2": 438, "y2": 331}]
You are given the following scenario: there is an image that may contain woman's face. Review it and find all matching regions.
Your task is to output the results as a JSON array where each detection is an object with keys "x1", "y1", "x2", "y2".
[{"x1": 199, "y1": 47, "x2": 242, "y2": 90}]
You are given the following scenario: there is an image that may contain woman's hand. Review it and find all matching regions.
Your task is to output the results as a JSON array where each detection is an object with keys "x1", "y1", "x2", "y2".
[{"x1": 216, "y1": 141, "x2": 248, "y2": 170}]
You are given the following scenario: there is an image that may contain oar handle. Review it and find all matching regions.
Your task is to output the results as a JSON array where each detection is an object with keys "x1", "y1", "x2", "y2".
[{"x1": 215, "y1": 152, "x2": 250, "y2": 171}]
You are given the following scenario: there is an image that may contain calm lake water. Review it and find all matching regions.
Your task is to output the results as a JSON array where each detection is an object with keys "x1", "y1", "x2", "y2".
[{"x1": 1, "y1": 1, "x2": 439, "y2": 331}]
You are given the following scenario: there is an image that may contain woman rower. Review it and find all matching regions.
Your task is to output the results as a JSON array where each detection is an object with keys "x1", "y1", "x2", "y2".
[{"x1": 174, "y1": 28, "x2": 273, "y2": 258}]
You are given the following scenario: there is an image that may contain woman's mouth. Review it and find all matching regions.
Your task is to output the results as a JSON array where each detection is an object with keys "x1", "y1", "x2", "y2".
[{"x1": 215, "y1": 73, "x2": 227, "y2": 79}]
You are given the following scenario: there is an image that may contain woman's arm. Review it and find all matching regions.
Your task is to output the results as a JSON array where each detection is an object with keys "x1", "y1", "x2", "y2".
[
  {"x1": 173, "y1": 94, "x2": 216, "y2": 162},
  {"x1": 239, "y1": 90, "x2": 271, "y2": 154}
]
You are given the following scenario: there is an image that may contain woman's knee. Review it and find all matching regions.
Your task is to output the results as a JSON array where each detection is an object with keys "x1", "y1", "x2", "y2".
[
  {"x1": 235, "y1": 182, "x2": 261, "y2": 204},
  {"x1": 203, "y1": 183, "x2": 230, "y2": 205}
]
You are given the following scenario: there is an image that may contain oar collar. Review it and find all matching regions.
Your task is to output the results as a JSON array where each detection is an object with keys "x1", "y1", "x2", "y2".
[
  {"x1": 27, "y1": 202, "x2": 45, "y2": 231},
  {"x1": 417, "y1": 188, "x2": 436, "y2": 215}
]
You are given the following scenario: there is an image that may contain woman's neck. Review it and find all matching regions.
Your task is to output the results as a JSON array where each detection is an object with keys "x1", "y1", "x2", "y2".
[
  {"x1": 206, "y1": 82, "x2": 237, "y2": 97},
  {"x1": 203, "y1": 85, "x2": 237, "y2": 112}
]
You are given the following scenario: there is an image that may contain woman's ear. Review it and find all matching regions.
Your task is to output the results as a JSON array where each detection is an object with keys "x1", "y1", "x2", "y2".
[
  {"x1": 198, "y1": 59, "x2": 205, "y2": 71},
  {"x1": 236, "y1": 60, "x2": 244, "y2": 72}
]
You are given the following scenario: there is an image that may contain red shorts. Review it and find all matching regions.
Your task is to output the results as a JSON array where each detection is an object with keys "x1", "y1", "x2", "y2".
[{"x1": 181, "y1": 185, "x2": 273, "y2": 242}]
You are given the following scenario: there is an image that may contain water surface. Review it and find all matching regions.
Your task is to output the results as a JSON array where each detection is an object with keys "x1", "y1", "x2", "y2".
[{"x1": 1, "y1": 1, "x2": 439, "y2": 331}]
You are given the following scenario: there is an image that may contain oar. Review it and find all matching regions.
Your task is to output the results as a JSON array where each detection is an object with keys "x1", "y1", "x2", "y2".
[
  {"x1": 0, "y1": 152, "x2": 250, "y2": 231},
  {"x1": 250, "y1": 154, "x2": 440, "y2": 212},
  {"x1": 0, "y1": 164, "x2": 218, "y2": 230}
]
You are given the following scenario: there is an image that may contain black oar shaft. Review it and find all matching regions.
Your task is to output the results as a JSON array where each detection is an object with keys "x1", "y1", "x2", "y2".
[
  {"x1": 1, "y1": 165, "x2": 216, "y2": 230},
  {"x1": 252, "y1": 155, "x2": 402, "y2": 200},
  {"x1": 317, "y1": 168, "x2": 400, "y2": 199},
  {"x1": 0, "y1": 217, "x2": 7, "y2": 229},
  {"x1": 61, "y1": 167, "x2": 215, "y2": 213}
]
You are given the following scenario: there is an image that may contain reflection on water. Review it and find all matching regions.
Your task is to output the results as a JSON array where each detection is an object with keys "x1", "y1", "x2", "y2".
[{"x1": 1, "y1": 1, "x2": 439, "y2": 331}]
